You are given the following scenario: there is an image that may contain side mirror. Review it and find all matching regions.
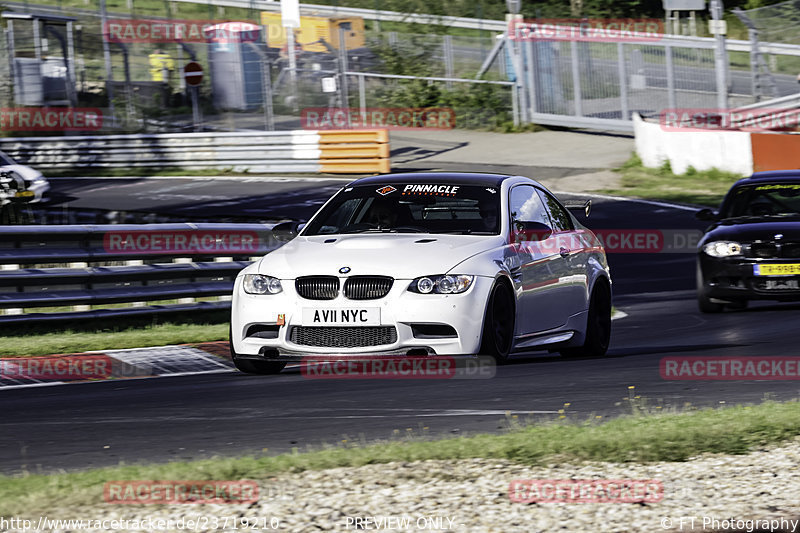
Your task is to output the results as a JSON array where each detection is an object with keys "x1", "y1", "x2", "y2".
[
  {"x1": 512, "y1": 220, "x2": 553, "y2": 242},
  {"x1": 695, "y1": 208, "x2": 718, "y2": 222},
  {"x1": 272, "y1": 221, "x2": 301, "y2": 242}
]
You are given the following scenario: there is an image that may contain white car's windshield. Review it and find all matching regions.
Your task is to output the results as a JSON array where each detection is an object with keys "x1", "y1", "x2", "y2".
[{"x1": 303, "y1": 183, "x2": 501, "y2": 235}]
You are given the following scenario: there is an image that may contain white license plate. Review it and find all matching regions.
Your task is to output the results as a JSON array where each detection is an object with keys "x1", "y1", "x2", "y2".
[
  {"x1": 302, "y1": 308, "x2": 380, "y2": 326},
  {"x1": 764, "y1": 279, "x2": 800, "y2": 290}
]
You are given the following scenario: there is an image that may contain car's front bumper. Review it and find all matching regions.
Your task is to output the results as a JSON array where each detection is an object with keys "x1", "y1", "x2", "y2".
[
  {"x1": 231, "y1": 276, "x2": 494, "y2": 357},
  {"x1": 698, "y1": 255, "x2": 800, "y2": 301}
]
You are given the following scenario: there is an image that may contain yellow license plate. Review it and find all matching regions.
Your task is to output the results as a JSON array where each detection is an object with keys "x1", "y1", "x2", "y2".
[
  {"x1": 14, "y1": 191, "x2": 34, "y2": 198},
  {"x1": 754, "y1": 264, "x2": 800, "y2": 276}
]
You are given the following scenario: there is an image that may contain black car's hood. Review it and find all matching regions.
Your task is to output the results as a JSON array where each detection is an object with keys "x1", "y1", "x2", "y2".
[{"x1": 703, "y1": 219, "x2": 800, "y2": 243}]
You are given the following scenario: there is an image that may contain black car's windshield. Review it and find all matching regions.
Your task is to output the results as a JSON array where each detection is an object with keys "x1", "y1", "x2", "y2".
[
  {"x1": 0, "y1": 151, "x2": 14, "y2": 166},
  {"x1": 722, "y1": 183, "x2": 800, "y2": 219},
  {"x1": 303, "y1": 183, "x2": 501, "y2": 235}
]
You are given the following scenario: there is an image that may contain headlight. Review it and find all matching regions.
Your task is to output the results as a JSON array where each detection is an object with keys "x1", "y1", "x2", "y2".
[
  {"x1": 243, "y1": 274, "x2": 283, "y2": 295},
  {"x1": 703, "y1": 241, "x2": 743, "y2": 258},
  {"x1": 408, "y1": 275, "x2": 474, "y2": 294}
]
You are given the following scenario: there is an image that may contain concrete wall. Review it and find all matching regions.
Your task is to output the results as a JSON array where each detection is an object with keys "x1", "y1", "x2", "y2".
[{"x1": 633, "y1": 113, "x2": 753, "y2": 175}]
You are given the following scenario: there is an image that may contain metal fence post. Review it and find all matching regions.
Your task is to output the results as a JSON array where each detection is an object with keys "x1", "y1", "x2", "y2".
[
  {"x1": 443, "y1": 35, "x2": 454, "y2": 87},
  {"x1": 526, "y1": 39, "x2": 536, "y2": 114},
  {"x1": 508, "y1": 31, "x2": 528, "y2": 124},
  {"x1": 358, "y1": 73, "x2": 366, "y2": 114},
  {"x1": 570, "y1": 40, "x2": 582, "y2": 117},
  {"x1": 338, "y1": 27, "x2": 350, "y2": 123},
  {"x1": 665, "y1": 44, "x2": 677, "y2": 110},
  {"x1": 710, "y1": 0, "x2": 729, "y2": 109},
  {"x1": 617, "y1": 42, "x2": 629, "y2": 121}
]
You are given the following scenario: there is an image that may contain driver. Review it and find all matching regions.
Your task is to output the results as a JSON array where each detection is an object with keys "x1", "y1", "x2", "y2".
[{"x1": 366, "y1": 199, "x2": 398, "y2": 227}]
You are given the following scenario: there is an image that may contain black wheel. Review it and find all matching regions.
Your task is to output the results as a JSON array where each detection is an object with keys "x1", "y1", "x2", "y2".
[
  {"x1": 697, "y1": 264, "x2": 724, "y2": 313},
  {"x1": 560, "y1": 280, "x2": 611, "y2": 358},
  {"x1": 479, "y1": 282, "x2": 515, "y2": 364},
  {"x1": 229, "y1": 326, "x2": 286, "y2": 375}
]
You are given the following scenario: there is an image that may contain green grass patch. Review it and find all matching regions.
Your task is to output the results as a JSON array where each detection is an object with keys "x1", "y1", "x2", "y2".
[
  {"x1": 2, "y1": 399, "x2": 800, "y2": 516},
  {"x1": 603, "y1": 153, "x2": 743, "y2": 207},
  {"x1": 0, "y1": 312, "x2": 229, "y2": 356}
]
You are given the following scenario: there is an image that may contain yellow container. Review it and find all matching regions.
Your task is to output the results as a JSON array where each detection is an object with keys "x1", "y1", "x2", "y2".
[{"x1": 260, "y1": 13, "x2": 365, "y2": 52}]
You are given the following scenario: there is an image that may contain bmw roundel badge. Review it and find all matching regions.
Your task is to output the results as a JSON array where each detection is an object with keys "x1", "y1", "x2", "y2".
[{"x1": 339, "y1": 267, "x2": 351, "y2": 274}]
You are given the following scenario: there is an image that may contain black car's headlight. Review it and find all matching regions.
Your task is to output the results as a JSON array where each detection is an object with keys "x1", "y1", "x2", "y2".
[
  {"x1": 408, "y1": 275, "x2": 474, "y2": 294},
  {"x1": 702, "y1": 241, "x2": 743, "y2": 258},
  {"x1": 243, "y1": 274, "x2": 283, "y2": 295}
]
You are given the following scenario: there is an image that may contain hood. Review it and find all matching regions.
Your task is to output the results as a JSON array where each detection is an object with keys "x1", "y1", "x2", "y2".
[
  {"x1": 703, "y1": 219, "x2": 800, "y2": 244},
  {"x1": 258, "y1": 233, "x2": 504, "y2": 279},
  {"x1": 0, "y1": 164, "x2": 43, "y2": 184}
]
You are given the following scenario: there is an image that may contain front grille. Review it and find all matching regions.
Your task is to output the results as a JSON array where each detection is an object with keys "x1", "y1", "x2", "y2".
[
  {"x1": 296, "y1": 276, "x2": 339, "y2": 300},
  {"x1": 746, "y1": 242, "x2": 800, "y2": 259},
  {"x1": 781, "y1": 243, "x2": 800, "y2": 258},
  {"x1": 749, "y1": 242, "x2": 779, "y2": 258},
  {"x1": 343, "y1": 276, "x2": 394, "y2": 300},
  {"x1": 290, "y1": 326, "x2": 398, "y2": 347}
]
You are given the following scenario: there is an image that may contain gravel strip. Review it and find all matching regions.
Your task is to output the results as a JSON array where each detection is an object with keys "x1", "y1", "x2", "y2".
[{"x1": 7, "y1": 440, "x2": 800, "y2": 533}]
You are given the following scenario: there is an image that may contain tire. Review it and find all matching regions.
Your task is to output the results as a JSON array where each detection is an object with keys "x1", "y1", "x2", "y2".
[
  {"x1": 560, "y1": 280, "x2": 611, "y2": 358},
  {"x1": 697, "y1": 264, "x2": 724, "y2": 313},
  {"x1": 479, "y1": 282, "x2": 515, "y2": 364},
  {"x1": 229, "y1": 326, "x2": 286, "y2": 375}
]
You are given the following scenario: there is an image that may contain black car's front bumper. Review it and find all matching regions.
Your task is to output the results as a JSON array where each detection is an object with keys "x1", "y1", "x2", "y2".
[{"x1": 698, "y1": 255, "x2": 800, "y2": 301}]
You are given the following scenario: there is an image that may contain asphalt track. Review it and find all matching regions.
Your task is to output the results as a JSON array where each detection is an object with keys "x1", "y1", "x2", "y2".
[{"x1": 2, "y1": 178, "x2": 800, "y2": 475}]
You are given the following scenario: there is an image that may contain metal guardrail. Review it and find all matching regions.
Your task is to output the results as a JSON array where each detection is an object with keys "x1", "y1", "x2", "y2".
[
  {"x1": 0, "y1": 223, "x2": 280, "y2": 324},
  {"x1": 0, "y1": 129, "x2": 391, "y2": 173}
]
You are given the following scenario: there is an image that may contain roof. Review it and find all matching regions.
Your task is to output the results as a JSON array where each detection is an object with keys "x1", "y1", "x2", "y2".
[
  {"x1": 347, "y1": 172, "x2": 514, "y2": 188},
  {"x1": 747, "y1": 170, "x2": 800, "y2": 180},
  {"x1": 730, "y1": 170, "x2": 800, "y2": 189}
]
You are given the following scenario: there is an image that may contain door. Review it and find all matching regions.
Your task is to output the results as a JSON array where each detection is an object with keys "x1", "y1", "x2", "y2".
[{"x1": 508, "y1": 184, "x2": 571, "y2": 335}]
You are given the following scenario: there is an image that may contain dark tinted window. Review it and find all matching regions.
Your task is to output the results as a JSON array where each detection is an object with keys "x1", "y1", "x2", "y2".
[
  {"x1": 0, "y1": 152, "x2": 14, "y2": 166},
  {"x1": 537, "y1": 189, "x2": 573, "y2": 231},
  {"x1": 723, "y1": 183, "x2": 800, "y2": 218},
  {"x1": 303, "y1": 183, "x2": 501, "y2": 235},
  {"x1": 509, "y1": 185, "x2": 550, "y2": 225}
]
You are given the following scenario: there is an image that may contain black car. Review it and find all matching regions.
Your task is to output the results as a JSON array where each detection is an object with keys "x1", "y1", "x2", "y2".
[{"x1": 696, "y1": 170, "x2": 800, "y2": 312}]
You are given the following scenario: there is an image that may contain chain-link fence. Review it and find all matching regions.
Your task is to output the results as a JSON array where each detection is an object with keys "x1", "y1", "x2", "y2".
[{"x1": 3, "y1": 0, "x2": 800, "y2": 134}]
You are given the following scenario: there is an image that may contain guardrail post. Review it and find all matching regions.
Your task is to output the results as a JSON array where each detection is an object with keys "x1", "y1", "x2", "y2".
[
  {"x1": 71, "y1": 262, "x2": 90, "y2": 312},
  {"x1": 174, "y1": 257, "x2": 195, "y2": 304},
  {"x1": 2, "y1": 264, "x2": 21, "y2": 315}
]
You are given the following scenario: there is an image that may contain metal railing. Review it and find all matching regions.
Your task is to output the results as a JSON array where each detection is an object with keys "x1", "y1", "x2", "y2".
[
  {"x1": 0, "y1": 129, "x2": 390, "y2": 172},
  {"x1": 0, "y1": 223, "x2": 280, "y2": 324}
]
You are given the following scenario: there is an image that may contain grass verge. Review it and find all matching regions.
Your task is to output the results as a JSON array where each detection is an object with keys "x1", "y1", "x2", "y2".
[
  {"x1": 2, "y1": 399, "x2": 800, "y2": 515},
  {"x1": 603, "y1": 154, "x2": 743, "y2": 207},
  {"x1": 0, "y1": 311, "x2": 229, "y2": 356}
]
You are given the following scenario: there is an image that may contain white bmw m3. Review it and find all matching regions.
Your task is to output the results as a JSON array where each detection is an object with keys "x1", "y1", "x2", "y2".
[{"x1": 230, "y1": 172, "x2": 611, "y2": 374}]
